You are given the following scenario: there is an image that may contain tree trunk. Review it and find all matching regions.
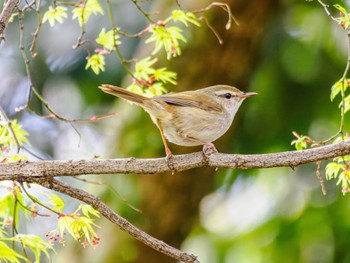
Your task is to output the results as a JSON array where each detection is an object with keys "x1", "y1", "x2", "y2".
[{"x1": 133, "y1": 0, "x2": 280, "y2": 262}]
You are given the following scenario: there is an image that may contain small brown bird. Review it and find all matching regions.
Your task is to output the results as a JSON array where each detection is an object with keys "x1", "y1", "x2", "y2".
[{"x1": 99, "y1": 84, "x2": 257, "y2": 158}]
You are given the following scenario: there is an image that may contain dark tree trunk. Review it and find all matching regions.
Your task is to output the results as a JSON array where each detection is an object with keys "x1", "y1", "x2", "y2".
[{"x1": 133, "y1": 0, "x2": 280, "y2": 262}]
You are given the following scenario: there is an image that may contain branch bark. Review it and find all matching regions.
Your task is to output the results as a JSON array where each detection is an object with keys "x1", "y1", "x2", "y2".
[
  {"x1": 0, "y1": 0, "x2": 19, "y2": 42},
  {"x1": 1, "y1": 140, "x2": 349, "y2": 262},
  {"x1": 1, "y1": 140, "x2": 349, "y2": 180},
  {"x1": 29, "y1": 177, "x2": 199, "y2": 263}
]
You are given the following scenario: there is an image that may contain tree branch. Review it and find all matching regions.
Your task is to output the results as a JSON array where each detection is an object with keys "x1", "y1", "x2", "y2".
[
  {"x1": 1, "y1": 140, "x2": 349, "y2": 180},
  {"x1": 1, "y1": 140, "x2": 349, "y2": 262},
  {"x1": 29, "y1": 177, "x2": 198, "y2": 263},
  {"x1": 0, "y1": 0, "x2": 19, "y2": 42}
]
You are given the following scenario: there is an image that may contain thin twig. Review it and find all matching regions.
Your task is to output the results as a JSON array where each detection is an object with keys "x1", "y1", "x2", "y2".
[
  {"x1": 74, "y1": 176, "x2": 142, "y2": 213},
  {"x1": 0, "y1": 106, "x2": 21, "y2": 154},
  {"x1": 29, "y1": 0, "x2": 42, "y2": 57},
  {"x1": 106, "y1": 0, "x2": 136, "y2": 78},
  {"x1": 317, "y1": 0, "x2": 338, "y2": 22},
  {"x1": 314, "y1": 1, "x2": 349, "y2": 145},
  {"x1": 199, "y1": 16, "x2": 223, "y2": 44},
  {"x1": 130, "y1": 0, "x2": 155, "y2": 23},
  {"x1": 72, "y1": 0, "x2": 87, "y2": 49},
  {"x1": 193, "y1": 2, "x2": 239, "y2": 29},
  {"x1": 21, "y1": 183, "x2": 61, "y2": 215}
]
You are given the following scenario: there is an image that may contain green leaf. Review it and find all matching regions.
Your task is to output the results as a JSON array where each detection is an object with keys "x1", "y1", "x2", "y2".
[
  {"x1": 331, "y1": 79, "x2": 348, "y2": 101},
  {"x1": 85, "y1": 54, "x2": 105, "y2": 75},
  {"x1": 0, "y1": 119, "x2": 29, "y2": 149},
  {"x1": 42, "y1": 6, "x2": 68, "y2": 27},
  {"x1": 72, "y1": 0, "x2": 103, "y2": 26},
  {"x1": 8, "y1": 235, "x2": 53, "y2": 263},
  {"x1": 334, "y1": 4, "x2": 348, "y2": 16},
  {"x1": 145, "y1": 83, "x2": 168, "y2": 97},
  {"x1": 0, "y1": 184, "x2": 26, "y2": 228},
  {"x1": 0, "y1": 241, "x2": 27, "y2": 263},
  {"x1": 169, "y1": 10, "x2": 200, "y2": 27},
  {"x1": 96, "y1": 28, "x2": 121, "y2": 50},
  {"x1": 126, "y1": 83, "x2": 144, "y2": 94},
  {"x1": 134, "y1": 57, "x2": 157, "y2": 81},
  {"x1": 78, "y1": 204, "x2": 100, "y2": 218},
  {"x1": 146, "y1": 25, "x2": 186, "y2": 59},
  {"x1": 55, "y1": 213, "x2": 99, "y2": 246},
  {"x1": 291, "y1": 135, "x2": 309, "y2": 150},
  {"x1": 342, "y1": 94, "x2": 350, "y2": 113},
  {"x1": 325, "y1": 162, "x2": 342, "y2": 180},
  {"x1": 153, "y1": 68, "x2": 177, "y2": 85},
  {"x1": 44, "y1": 193, "x2": 65, "y2": 212}
]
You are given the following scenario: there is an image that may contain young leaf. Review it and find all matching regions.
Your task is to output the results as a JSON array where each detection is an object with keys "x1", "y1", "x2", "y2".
[
  {"x1": 291, "y1": 135, "x2": 309, "y2": 150},
  {"x1": 169, "y1": 10, "x2": 200, "y2": 27},
  {"x1": 146, "y1": 25, "x2": 186, "y2": 59},
  {"x1": 42, "y1": 6, "x2": 68, "y2": 27},
  {"x1": 342, "y1": 94, "x2": 350, "y2": 113},
  {"x1": 96, "y1": 28, "x2": 121, "y2": 51},
  {"x1": 72, "y1": 0, "x2": 104, "y2": 26},
  {"x1": 9, "y1": 235, "x2": 53, "y2": 263},
  {"x1": 0, "y1": 241, "x2": 27, "y2": 263},
  {"x1": 86, "y1": 54, "x2": 105, "y2": 75},
  {"x1": 153, "y1": 68, "x2": 177, "y2": 85},
  {"x1": 134, "y1": 57, "x2": 157, "y2": 80},
  {"x1": 79, "y1": 204, "x2": 100, "y2": 218},
  {"x1": 331, "y1": 79, "x2": 348, "y2": 101},
  {"x1": 325, "y1": 161, "x2": 342, "y2": 180},
  {"x1": 44, "y1": 193, "x2": 65, "y2": 212}
]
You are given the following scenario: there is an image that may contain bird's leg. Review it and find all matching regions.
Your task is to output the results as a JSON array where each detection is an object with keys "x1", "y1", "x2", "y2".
[{"x1": 155, "y1": 122, "x2": 173, "y2": 159}]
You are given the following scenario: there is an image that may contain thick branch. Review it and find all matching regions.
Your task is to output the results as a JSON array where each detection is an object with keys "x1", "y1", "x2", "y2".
[
  {"x1": 1, "y1": 140, "x2": 349, "y2": 180},
  {"x1": 0, "y1": 0, "x2": 19, "y2": 41},
  {"x1": 30, "y1": 178, "x2": 198, "y2": 263}
]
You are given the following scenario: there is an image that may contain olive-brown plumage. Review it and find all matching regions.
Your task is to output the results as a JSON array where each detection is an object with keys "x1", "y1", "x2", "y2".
[{"x1": 99, "y1": 84, "x2": 257, "y2": 158}]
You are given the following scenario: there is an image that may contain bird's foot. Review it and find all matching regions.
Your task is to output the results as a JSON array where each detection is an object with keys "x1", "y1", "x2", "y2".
[
  {"x1": 165, "y1": 148, "x2": 176, "y2": 173},
  {"x1": 202, "y1": 142, "x2": 218, "y2": 157}
]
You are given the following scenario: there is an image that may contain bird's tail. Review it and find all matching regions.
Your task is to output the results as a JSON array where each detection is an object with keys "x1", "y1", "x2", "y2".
[{"x1": 99, "y1": 84, "x2": 150, "y2": 106}]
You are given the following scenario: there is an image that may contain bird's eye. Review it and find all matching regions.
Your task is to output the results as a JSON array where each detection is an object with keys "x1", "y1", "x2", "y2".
[{"x1": 224, "y1": 93, "x2": 232, "y2": 99}]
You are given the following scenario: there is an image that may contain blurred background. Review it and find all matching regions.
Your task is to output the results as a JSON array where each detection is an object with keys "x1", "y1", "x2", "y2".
[{"x1": 1, "y1": 0, "x2": 350, "y2": 262}]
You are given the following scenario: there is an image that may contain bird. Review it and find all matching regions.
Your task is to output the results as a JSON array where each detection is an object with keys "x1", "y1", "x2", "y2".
[{"x1": 99, "y1": 84, "x2": 257, "y2": 158}]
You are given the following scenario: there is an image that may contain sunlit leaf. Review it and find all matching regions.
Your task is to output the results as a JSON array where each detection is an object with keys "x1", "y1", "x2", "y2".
[
  {"x1": 134, "y1": 57, "x2": 157, "y2": 80},
  {"x1": 42, "y1": 6, "x2": 68, "y2": 27},
  {"x1": 334, "y1": 4, "x2": 348, "y2": 16},
  {"x1": 342, "y1": 94, "x2": 350, "y2": 113},
  {"x1": 146, "y1": 25, "x2": 186, "y2": 59},
  {"x1": 331, "y1": 79, "x2": 348, "y2": 101},
  {"x1": 169, "y1": 10, "x2": 200, "y2": 27},
  {"x1": 96, "y1": 28, "x2": 121, "y2": 50},
  {"x1": 0, "y1": 241, "x2": 27, "y2": 263},
  {"x1": 72, "y1": 0, "x2": 103, "y2": 26},
  {"x1": 291, "y1": 135, "x2": 309, "y2": 150},
  {"x1": 153, "y1": 68, "x2": 177, "y2": 85},
  {"x1": 44, "y1": 193, "x2": 65, "y2": 212},
  {"x1": 8, "y1": 235, "x2": 53, "y2": 263},
  {"x1": 79, "y1": 204, "x2": 100, "y2": 218},
  {"x1": 86, "y1": 54, "x2": 105, "y2": 75},
  {"x1": 325, "y1": 162, "x2": 342, "y2": 180}
]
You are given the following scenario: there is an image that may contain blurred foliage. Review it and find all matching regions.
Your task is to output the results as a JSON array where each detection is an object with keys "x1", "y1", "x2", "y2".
[{"x1": 2, "y1": 0, "x2": 350, "y2": 262}]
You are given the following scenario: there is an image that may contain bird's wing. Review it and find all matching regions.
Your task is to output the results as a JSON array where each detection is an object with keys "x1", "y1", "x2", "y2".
[{"x1": 154, "y1": 93, "x2": 222, "y2": 112}]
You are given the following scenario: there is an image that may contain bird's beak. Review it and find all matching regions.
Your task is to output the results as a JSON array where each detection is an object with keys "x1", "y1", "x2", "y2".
[{"x1": 240, "y1": 92, "x2": 258, "y2": 98}]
